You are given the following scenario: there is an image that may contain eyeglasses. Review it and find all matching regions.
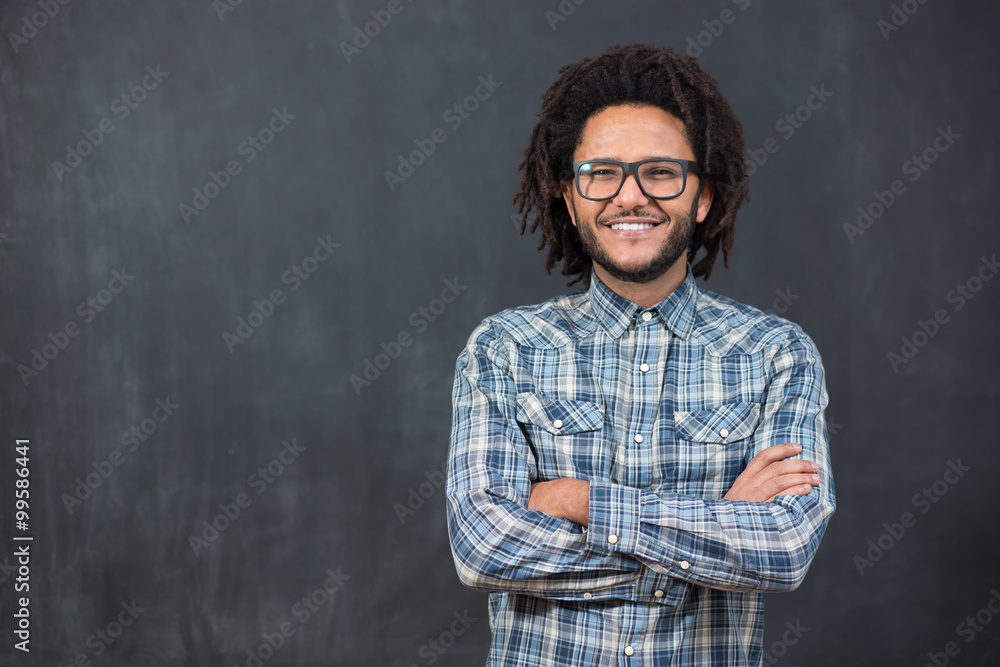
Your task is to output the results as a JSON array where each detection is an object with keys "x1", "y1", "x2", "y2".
[{"x1": 571, "y1": 158, "x2": 702, "y2": 201}]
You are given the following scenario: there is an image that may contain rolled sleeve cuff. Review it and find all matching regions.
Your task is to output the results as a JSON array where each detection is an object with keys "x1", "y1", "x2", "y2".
[{"x1": 587, "y1": 480, "x2": 642, "y2": 554}]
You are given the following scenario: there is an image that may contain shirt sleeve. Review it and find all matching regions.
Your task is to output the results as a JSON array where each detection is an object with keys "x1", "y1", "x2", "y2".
[
  {"x1": 585, "y1": 327, "x2": 837, "y2": 592},
  {"x1": 445, "y1": 319, "x2": 647, "y2": 600}
]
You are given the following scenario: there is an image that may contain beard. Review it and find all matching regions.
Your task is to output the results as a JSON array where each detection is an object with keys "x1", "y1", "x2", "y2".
[{"x1": 573, "y1": 196, "x2": 699, "y2": 284}]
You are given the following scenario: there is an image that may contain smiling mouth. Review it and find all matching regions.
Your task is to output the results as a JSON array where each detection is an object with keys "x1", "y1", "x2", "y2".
[
  {"x1": 604, "y1": 214, "x2": 665, "y2": 232},
  {"x1": 609, "y1": 221, "x2": 657, "y2": 231}
]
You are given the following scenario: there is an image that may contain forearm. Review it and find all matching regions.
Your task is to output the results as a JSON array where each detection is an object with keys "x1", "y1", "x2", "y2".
[
  {"x1": 446, "y1": 471, "x2": 645, "y2": 598},
  {"x1": 585, "y1": 479, "x2": 835, "y2": 592}
]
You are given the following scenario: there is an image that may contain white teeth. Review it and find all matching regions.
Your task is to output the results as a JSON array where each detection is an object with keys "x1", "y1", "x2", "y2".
[{"x1": 610, "y1": 222, "x2": 656, "y2": 231}]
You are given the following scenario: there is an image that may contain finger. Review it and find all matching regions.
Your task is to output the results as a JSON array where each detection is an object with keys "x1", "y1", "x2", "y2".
[
  {"x1": 764, "y1": 473, "x2": 820, "y2": 499},
  {"x1": 748, "y1": 443, "x2": 800, "y2": 469},
  {"x1": 744, "y1": 465, "x2": 817, "y2": 495},
  {"x1": 766, "y1": 458, "x2": 819, "y2": 476},
  {"x1": 746, "y1": 442, "x2": 802, "y2": 474},
  {"x1": 766, "y1": 484, "x2": 814, "y2": 502},
  {"x1": 745, "y1": 458, "x2": 817, "y2": 488}
]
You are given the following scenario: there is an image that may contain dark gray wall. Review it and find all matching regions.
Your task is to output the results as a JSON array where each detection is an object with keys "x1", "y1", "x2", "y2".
[{"x1": 1, "y1": 1, "x2": 998, "y2": 665}]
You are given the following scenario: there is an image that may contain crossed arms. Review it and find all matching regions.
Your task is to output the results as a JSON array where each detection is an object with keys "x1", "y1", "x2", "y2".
[{"x1": 444, "y1": 320, "x2": 836, "y2": 601}]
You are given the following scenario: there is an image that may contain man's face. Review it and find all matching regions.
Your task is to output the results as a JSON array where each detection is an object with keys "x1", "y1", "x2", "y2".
[{"x1": 560, "y1": 104, "x2": 714, "y2": 284}]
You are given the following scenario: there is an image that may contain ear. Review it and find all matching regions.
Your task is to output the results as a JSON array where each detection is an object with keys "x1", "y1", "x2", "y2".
[
  {"x1": 560, "y1": 180, "x2": 577, "y2": 227},
  {"x1": 695, "y1": 178, "x2": 715, "y2": 223}
]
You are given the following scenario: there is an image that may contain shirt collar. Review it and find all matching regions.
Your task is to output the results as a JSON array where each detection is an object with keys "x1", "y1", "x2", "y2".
[{"x1": 587, "y1": 262, "x2": 698, "y2": 340}]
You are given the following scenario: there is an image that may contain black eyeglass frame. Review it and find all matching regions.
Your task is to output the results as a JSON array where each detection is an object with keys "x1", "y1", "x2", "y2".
[{"x1": 571, "y1": 158, "x2": 702, "y2": 201}]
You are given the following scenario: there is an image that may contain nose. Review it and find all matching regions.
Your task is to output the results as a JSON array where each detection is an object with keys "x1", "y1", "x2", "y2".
[{"x1": 611, "y1": 171, "x2": 649, "y2": 209}]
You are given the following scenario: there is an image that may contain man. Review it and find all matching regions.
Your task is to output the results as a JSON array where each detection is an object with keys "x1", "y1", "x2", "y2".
[{"x1": 445, "y1": 43, "x2": 835, "y2": 666}]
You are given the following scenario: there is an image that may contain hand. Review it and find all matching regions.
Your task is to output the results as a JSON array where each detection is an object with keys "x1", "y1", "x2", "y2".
[
  {"x1": 724, "y1": 442, "x2": 820, "y2": 503},
  {"x1": 527, "y1": 478, "x2": 590, "y2": 527}
]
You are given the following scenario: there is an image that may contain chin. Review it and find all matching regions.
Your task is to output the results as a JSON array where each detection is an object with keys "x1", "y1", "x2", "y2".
[{"x1": 598, "y1": 260, "x2": 674, "y2": 284}]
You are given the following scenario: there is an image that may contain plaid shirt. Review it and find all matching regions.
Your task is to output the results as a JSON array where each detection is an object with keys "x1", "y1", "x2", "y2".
[{"x1": 445, "y1": 264, "x2": 835, "y2": 666}]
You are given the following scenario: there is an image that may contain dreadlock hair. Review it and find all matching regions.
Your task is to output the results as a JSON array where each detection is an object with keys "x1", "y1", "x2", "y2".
[{"x1": 512, "y1": 43, "x2": 749, "y2": 288}]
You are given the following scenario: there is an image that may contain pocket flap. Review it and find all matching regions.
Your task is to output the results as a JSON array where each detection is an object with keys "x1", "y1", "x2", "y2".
[
  {"x1": 674, "y1": 401, "x2": 760, "y2": 443},
  {"x1": 515, "y1": 393, "x2": 604, "y2": 435}
]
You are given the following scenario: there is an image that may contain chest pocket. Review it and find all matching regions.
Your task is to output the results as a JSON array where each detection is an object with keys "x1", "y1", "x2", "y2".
[
  {"x1": 671, "y1": 401, "x2": 761, "y2": 496},
  {"x1": 515, "y1": 392, "x2": 606, "y2": 482}
]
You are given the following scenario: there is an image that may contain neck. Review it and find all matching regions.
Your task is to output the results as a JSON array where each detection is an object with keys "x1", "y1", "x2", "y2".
[{"x1": 593, "y1": 256, "x2": 688, "y2": 308}]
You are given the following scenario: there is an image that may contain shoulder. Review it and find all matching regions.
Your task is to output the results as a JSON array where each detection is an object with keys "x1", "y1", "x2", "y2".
[
  {"x1": 463, "y1": 290, "x2": 596, "y2": 351},
  {"x1": 691, "y1": 286, "x2": 819, "y2": 359}
]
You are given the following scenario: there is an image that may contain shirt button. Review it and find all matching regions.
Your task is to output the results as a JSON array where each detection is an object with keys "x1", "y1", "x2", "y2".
[
  {"x1": 633, "y1": 433, "x2": 643, "y2": 443},
  {"x1": 639, "y1": 363, "x2": 650, "y2": 372},
  {"x1": 608, "y1": 534, "x2": 618, "y2": 545},
  {"x1": 583, "y1": 592, "x2": 592, "y2": 599},
  {"x1": 654, "y1": 589, "x2": 664, "y2": 598},
  {"x1": 553, "y1": 419, "x2": 563, "y2": 429},
  {"x1": 641, "y1": 311, "x2": 652, "y2": 322},
  {"x1": 624, "y1": 646, "x2": 635, "y2": 656},
  {"x1": 719, "y1": 428, "x2": 729, "y2": 438},
  {"x1": 680, "y1": 560, "x2": 690, "y2": 570}
]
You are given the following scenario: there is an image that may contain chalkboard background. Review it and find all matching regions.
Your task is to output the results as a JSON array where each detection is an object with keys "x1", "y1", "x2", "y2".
[{"x1": 1, "y1": 1, "x2": 998, "y2": 665}]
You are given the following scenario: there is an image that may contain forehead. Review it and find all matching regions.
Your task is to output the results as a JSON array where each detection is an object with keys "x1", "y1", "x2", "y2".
[{"x1": 575, "y1": 104, "x2": 694, "y2": 160}]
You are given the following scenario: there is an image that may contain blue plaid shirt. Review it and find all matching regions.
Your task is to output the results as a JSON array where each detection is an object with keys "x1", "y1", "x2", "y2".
[{"x1": 445, "y1": 264, "x2": 835, "y2": 666}]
